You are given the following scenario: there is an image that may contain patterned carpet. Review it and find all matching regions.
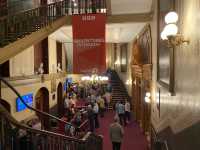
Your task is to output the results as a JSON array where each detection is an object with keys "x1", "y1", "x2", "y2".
[{"x1": 96, "y1": 111, "x2": 148, "y2": 150}]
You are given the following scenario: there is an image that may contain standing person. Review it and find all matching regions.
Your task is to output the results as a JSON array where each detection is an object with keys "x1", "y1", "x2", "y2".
[
  {"x1": 64, "y1": 95, "x2": 70, "y2": 115},
  {"x1": 118, "y1": 101, "x2": 126, "y2": 126},
  {"x1": 87, "y1": 105, "x2": 95, "y2": 132},
  {"x1": 125, "y1": 100, "x2": 131, "y2": 123},
  {"x1": 93, "y1": 101, "x2": 99, "y2": 128},
  {"x1": 109, "y1": 117, "x2": 124, "y2": 150},
  {"x1": 115, "y1": 101, "x2": 120, "y2": 117},
  {"x1": 98, "y1": 96, "x2": 105, "y2": 117},
  {"x1": 104, "y1": 92, "x2": 111, "y2": 110}
]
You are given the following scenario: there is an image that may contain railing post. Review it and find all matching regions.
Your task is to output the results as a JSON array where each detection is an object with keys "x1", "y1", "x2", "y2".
[
  {"x1": 85, "y1": 0, "x2": 88, "y2": 14},
  {"x1": 65, "y1": 0, "x2": 69, "y2": 15},
  {"x1": 0, "y1": 78, "x2": 1, "y2": 99},
  {"x1": 78, "y1": 0, "x2": 81, "y2": 14},
  {"x1": 91, "y1": 0, "x2": 96, "y2": 13}
]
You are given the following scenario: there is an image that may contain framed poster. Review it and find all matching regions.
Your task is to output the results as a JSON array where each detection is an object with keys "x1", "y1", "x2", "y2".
[
  {"x1": 120, "y1": 43, "x2": 128, "y2": 72},
  {"x1": 157, "y1": 0, "x2": 175, "y2": 95}
]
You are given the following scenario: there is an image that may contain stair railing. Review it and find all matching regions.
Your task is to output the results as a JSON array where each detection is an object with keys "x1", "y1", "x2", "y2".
[
  {"x1": 0, "y1": 0, "x2": 107, "y2": 47},
  {"x1": 0, "y1": 102, "x2": 103, "y2": 150},
  {"x1": 151, "y1": 125, "x2": 169, "y2": 150},
  {"x1": 0, "y1": 76, "x2": 72, "y2": 130}
]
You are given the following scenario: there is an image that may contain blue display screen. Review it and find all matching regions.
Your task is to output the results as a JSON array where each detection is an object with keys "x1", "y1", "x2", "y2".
[
  {"x1": 16, "y1": 93, "x2": 33, "y2": 112},
  {"x1": 63, "y1": 81, "x2": 67, "y2": 91},
  {"x1": 64, "y1": 78, "x2": 73, "y2": 91}
]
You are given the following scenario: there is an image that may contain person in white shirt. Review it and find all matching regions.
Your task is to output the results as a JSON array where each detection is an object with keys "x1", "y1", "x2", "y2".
[
  {"x1": 64, "y1": 96, "x2": 70, "y2": 109},
  {"x1": 125, "y1": 100, "x2": 131, "y2": 123},
  {"x1": 93, "y1": 101, "x2": 99, "y2": 128},
  {"x1": 64, "y1": 95, "x2": 71, "y2": 117}
]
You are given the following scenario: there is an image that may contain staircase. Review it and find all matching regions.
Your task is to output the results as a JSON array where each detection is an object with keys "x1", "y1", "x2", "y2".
[
  {"x1": 0, "y1": 77, "x2": 103, "y2": 150},
  {"x1": 109, "y1": 70, "x2": 131, "y2": 108}
]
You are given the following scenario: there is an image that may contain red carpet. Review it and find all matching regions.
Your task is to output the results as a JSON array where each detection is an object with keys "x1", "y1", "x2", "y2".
[{"x1": 96, "y1": 111, "x2": 148, "y2": 150}]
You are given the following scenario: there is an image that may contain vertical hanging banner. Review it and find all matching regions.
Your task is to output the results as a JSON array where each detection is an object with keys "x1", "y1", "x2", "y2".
[{"x1": 72, "y1": 13, "x2": 106, "y2": 74}]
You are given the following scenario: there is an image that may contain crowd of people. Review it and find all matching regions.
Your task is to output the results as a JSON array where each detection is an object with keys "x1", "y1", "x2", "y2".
[
  {"x1": 62, "y1": 81, "x2": 112, "y2": 136},
  {"x1": 63, "y1": 79, "x2": 131, "y2": 150},
  {"x1": 115, "y1": 100, "x2": 131, "y2": 126}
]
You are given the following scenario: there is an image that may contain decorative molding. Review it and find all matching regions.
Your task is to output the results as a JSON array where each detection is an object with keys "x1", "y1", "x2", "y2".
[
  {"x1": 132, "y1": 64, "x2": 152, "y2": 80},
  {"x1": 1, "y1": 73, "x2": 67, "y2": 88},
  {"x1": 107, "y1": 13, "x2": 153, "y2": 23}
]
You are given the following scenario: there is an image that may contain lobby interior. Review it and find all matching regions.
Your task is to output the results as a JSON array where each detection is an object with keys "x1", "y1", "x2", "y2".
[{"x1": 0, "y1": 0, "x2": 200, "y2": 150}]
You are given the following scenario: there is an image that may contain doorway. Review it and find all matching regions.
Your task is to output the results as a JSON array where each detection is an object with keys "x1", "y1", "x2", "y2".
[
  {"x1": 57, "y1": 83, "x2": 63, "y2": 117},
  {"x1": 35, "y1": 87, "x2": 49, "y2": 129}
]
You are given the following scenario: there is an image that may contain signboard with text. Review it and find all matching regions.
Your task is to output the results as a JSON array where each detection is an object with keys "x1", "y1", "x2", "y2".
[{"x1": 72, "y1": 14, "x2": 106, "y2": 74}]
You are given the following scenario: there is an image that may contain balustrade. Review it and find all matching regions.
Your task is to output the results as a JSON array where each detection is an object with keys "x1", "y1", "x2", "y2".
[
  {"x1": 0, "y1": 0, "x2": 107, "y2": 47},
  {"x1": 0, "y1": 76, "x2": 103, "y2": 150}
]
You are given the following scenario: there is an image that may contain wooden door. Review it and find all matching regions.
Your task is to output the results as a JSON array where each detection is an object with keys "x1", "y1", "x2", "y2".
[{"x1": 35, "y1": 87, "x2": 49, "y2": 129}]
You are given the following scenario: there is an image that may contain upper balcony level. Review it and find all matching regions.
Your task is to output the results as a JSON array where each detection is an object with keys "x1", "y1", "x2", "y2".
[{"x1": 0, "y1": 0, "x2": 107, "y2": 48}]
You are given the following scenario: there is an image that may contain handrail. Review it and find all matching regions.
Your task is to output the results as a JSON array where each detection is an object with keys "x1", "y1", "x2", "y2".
[
  {"x1": 78, "y1": 120, "x2": 88, "y2": 129},
  {"x1": 0, "y1": 77, "x2": 72, "y2": 127},
  {"x1": 0, "y1": 102, "x2": 81, "y2": 142},
  {"x1": 0, "y1": 101, "x2": 103, "y2": 150},
  {"x1": 0, "y1": 0, "x2": 107, "y2": 47},
  {"x1": 0, "y1": 102, "x2": 86, "y2": 150},
  {"x1": 4, "y1": 0, "x2": 107, "y2": 16},
  {"x1": 151, "y1": 124, "x2": 169, "y2": 150}
]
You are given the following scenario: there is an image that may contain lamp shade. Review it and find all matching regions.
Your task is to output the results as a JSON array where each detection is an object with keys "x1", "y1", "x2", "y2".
[
  {"x1": 164, "y1": 24, "x2": 178, "y2": 36},
  {"x1": 146, "y1": 92, "x2": 151, "y2": 97},
  {"x1": 145, "y1": 97, "x2": 150, "y2": 103},
  {"x1": 161, "y1": 30, "x2": 167, "y2": 40},
  {"x1": 165, "y1": 11, "x2": 178, "y2": 24}
]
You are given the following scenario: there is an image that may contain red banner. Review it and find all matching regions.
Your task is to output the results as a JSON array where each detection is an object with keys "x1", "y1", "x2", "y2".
[{"x1": 72, "y1": 14, "x2": 106, "y2": 74}]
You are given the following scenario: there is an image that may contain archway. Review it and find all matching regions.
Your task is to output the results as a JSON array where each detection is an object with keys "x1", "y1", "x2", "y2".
[
  {"x1": 0, "y1": 99, "x2": 11, "y2": 113},
  {"x1": 57, "y1": 83, "x2": 64, "y2": 117},
  {"x1": 35, "y1": 87, "x2": 49, "y2": 129}
]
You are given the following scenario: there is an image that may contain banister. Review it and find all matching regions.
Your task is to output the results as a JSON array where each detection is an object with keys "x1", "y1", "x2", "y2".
[
  {"x1": 3, "y1": 0, "x2": 107, "y2": 17},
  {"x1": 78, "y1": 120, "x2": 88, "y2": 130},
  {"x1": 0, "y1": 77, "x2": 72, "y2": 127},
  {"x1": 0, "y1": 0, "x2": 107, "y2": 47},
  {"x1": 0, "y1": 101, "x2": 82, "y2": 142},
  {"x1": 0, "y1": 101, "x2": 103, "y2": 150},
  {"x1": 151, "y1": 124, "x2": 169, "y2": 150}
]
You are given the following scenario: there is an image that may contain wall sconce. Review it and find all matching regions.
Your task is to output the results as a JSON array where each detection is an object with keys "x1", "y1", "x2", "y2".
[
  {"x1": 114, "y1": 60, "x2": 120, "y2": 65},
  {"x1": 133, "y1": 79, "x2": 137, "y2": 85},
  {"x1": 145, "y1": 92, "x2": 151, "y2": 103},
  {"x1": 126, "y1": 79, "x2": 132, "y2": 85},
  {"x1": 161, "y1": 11, "x2": 190, "y2": 47}
]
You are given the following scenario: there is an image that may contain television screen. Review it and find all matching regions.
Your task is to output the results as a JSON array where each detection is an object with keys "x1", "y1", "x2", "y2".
[
  {"x1": 65, "y1": 77, "x2": 73, "y2": 90},
  {"x1": 16, "y1": 93, "x2": 33, "y2": 112}
]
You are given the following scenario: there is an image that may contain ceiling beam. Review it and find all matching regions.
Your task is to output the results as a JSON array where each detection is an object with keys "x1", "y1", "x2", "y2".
[
  {"x1": 106, "y1": 13, "x2": 153, "y2": 23},
  {"x1": 63, "y1": 12, "x2": 153, "y2": 26}
]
